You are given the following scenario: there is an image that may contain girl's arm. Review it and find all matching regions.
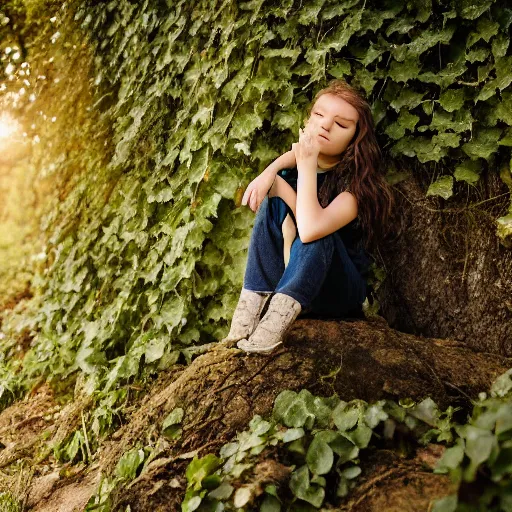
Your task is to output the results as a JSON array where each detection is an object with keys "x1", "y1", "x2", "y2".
[
  {"x1": 261, "y1": 149, "x2": 296, "y2": 181},
  {"x1": 268, "y1": 176, "x2": 297, "y2": 218},
  {"x1": 243, "y1": 150, "x2": 297, "y2": 212}
]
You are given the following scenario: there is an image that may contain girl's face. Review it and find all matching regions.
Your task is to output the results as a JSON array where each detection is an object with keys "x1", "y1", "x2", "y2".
[{"x1": 305, "y1": 93, "x2": 359, "y2": 160}]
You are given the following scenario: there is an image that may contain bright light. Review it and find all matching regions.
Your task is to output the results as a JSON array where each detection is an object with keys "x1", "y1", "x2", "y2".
[{"x1": 0, "y1": 112, "x2": 21, "y2": 139}]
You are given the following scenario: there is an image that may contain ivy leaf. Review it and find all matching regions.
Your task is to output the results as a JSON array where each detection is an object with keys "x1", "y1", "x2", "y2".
[
  {"x1": 332, "y1": 403, "x2": 359, "y2": 431},
  {"x1": 260, "y1": 495, "x2": 281, "y2": 512},
  {"x1": 219, "y1": 442, "x2": 239, "y2": 458},
  {"x1": 364, "y1": 402, "x2": 389, "y2": 428},
  {"x1": 459, "y1": 425, "x2": 495, "y2": 466},
  {"x1": 162, "y1": 407, "x2": 184, "y2": 438},
  {"x1": 466, "y1": 47, "x2": 489, "y2": 63},
  {"x1": 289, "y1": 464, "x2": 309, "y2": 496},
  {"x1": 273, "y1": 390, "x2": 315, "y2": 428},
  {"x1": 306, "y1": 436, "x2": 334, "y2": 475},
  {"x1": 341, "y1": 465, "x2": 362, "y2": 480},
  {"x1": 311, "y1": 396, "x2": 335, "y2": 428},
  {"x1": 499, "y1": 128, "x2": 512, "y2": 147},
  {"x1": 490, "y1": 369, "x2": 512, "y2": 398},
  {"x1": 144, "y1": 338, "x2": 166, "y2": 363},
  {"x1": 186, "y1": 454, "x2": 222, "y2": 491},
  {"x1": 222, "y1": 65, "x2": 252, "y2": 104},
  {"x1": 434, "y1": 438, "x2": 465, "y2": 473},
  {"x1": 492, "y1": 33, "x2": 510, "y2": 59},
  {"x1": 389, "y1": 56, "x2": 421, "y2": 83},
  {"x1": 282, "y1": 428, "x2": 305, "y2": 443},
  {"x1": 418, "y1": 60, "x2": 467, "y2": 88},
  {"x1": 323, "y1": 10, "x2": 362, "y2": 52},
  {"x1": 476, "y1": 56, "x2": 512, "y2": 102},
  {"x1": 427, "y1": 176, "x2": 453, "y2": 199},
  {"x1": 495, "y1": 404, "x2": 512, "y2": 436},
  {"x1": 327, "y1": 60, "x2": 351, "y2": 78},
  {"x1": 438, "y1": 89, "x2": 465, "y2": 112},
  {"x1": 115, "y1": 448, "x2": 145, "y2": 480},
  {"x1": 454, "y1": 160, "x2": 481, "y2": 185},
  {"x1": 273, "y1": 110, "x2": 301, "y2": 131},
  {"x1": 467, "y1": 17, "x2": 499, "y2": 47},
  {"x1": 431, "y1": 132, "x2": 460, "y2": 148},
  {"x1": 181, "y1": 494, "x2": 201, "y2": 512},
  {"x1": 497, "y1": 214, "x2": 512, "y2": 243},
  {"x1": 386, "y1": 17, "x2": 415, "y2": 37},
  {"x1": 462, "y1": 128, "x2": 502, "y2": 160},
  {"x1": 310, "y1": 474, "x2": 326, "y2": 487},
  {"x1": 385, "y1": 110, "x2": 420, "y2": 139},
  {"x1": 302, "y1": 484, "x2": 325, "y2": 507},
  {"x1": 229, "y1": 111, "x2": 264, "y2": 140},
  {"x1": 233, "y1": 487, "x2": 252, "y2": 508},
  {"x1": 494, "y1": 92, "x2": 512, "y2": 125},
  {"x1": 249, "y1": 415, "x2": 272, "y2": 436},
  {"x1": 289, "y1": 464, "x2": 325, "y2": 507},
  {"x1": 329, "y1": 433, "x2": 359, "y2": 463},
  {"x1": 406, "y1": 26, "x2": 455, "y2": 57},
  {"x1": 457, "y1": 0, "x2": 494, "y2": 20},
  {"x1": 347, "y1": 423, "x2": 373, "y2": 448},
  {"x1": 208, "y1": 482, "x2": 234, "y2": 500},
  {"x1": 65, "y1": 431, "x2": 83, "y2": 462},
  {"x1": 389, "y1": 88, "x2": 425, "y2": 112},
  {"x1": 431, "y1": 494, "x2": 458, "y2": 512},
  {"x1": 156, "y1": 296, "x2": 185, "y2": 331},
  {"x1": 189, "y1": 146, "x2": 210, "y2": 185}
]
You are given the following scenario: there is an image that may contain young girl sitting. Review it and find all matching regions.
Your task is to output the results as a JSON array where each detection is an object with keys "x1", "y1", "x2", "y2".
[{"x1": 222, "y1": 79, "x2": 394, "y2": 354}]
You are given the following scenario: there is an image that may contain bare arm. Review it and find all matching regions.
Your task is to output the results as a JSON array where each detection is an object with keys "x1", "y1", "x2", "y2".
[
  {"x1": 268, "y1": 175, "x2": 297, "y2": 218},
  {"x1": 243, "y1": 150, "x2": 297, "y2": 212},
  {"x1": 263, "y1": 150, "x2": 297, "y2": 181}
]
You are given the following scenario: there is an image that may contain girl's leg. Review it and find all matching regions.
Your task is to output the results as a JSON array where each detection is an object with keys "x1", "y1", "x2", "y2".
[
  {"x1": 224, "y1": 195, "x2": 291, "y2": 346},
  {"x1": 275, "y1": 232, "x2": 367, "y2": 317},
  {"x1": 243, "y1": 195, "x2": 291, "y2": 293},
  {"x1": 306, "y1": 236, "x2": 367, "y2": 318}
]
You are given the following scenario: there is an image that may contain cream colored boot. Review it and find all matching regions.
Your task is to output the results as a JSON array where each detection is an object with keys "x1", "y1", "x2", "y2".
[
  {"x1": 221, "y1": 288, "x2": 271, "y2": 345},
  {"x1": 236, "y1": 292, "x2": 302, "y2": 354}
]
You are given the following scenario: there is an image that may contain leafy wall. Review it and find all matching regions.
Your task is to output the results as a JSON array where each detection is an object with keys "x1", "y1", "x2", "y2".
[{"x1": 0, "y1": 0, "x2": 511, "y2": 420}]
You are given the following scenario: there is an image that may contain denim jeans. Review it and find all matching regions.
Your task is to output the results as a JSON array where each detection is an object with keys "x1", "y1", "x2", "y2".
[{"x1": 243, "y1": 193, "x2": 368, "y2": 319}]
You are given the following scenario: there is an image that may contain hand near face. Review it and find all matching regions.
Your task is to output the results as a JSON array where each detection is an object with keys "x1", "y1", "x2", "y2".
[{"x1": 292, "y1": 123, "x2": 320, "y2": 170}]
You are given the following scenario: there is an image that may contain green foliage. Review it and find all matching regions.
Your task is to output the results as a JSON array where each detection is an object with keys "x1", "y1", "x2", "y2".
[
  {"x1": 162, "y1": 406, "x2": 185, "y2": 441},
  {"x1": 179, "y1": 369, "x2": 512, "y2": 510},
  {"x1": 180, "y1": 389, "x2": 462, "y2": 510},
  {"x1": 85, "y1": 446, "x2": 148, "y2": 511},
  {"x1": 0, "y1": 492, "x2": 22, "y2": 512}
]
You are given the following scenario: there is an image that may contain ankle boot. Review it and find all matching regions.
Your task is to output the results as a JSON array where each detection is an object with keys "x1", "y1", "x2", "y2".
[
  {"x1": 236, "y1": 292, "x2": 302, "y2": 354},
  {"x1": 221, "y1": 288, "x2": 271, "y2": 344}
]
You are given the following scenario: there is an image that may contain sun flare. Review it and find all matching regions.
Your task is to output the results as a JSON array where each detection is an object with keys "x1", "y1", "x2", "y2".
[{"x1": 0, "y1": 112, "x2": 20, "y2": 139}]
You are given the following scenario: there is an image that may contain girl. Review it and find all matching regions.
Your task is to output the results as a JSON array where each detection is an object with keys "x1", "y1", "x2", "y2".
[{"x1": 222, "y1": 79, "x2": 394, "y2": 354}]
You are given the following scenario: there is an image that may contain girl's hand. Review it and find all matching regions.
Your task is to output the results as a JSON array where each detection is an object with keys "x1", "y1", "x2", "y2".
[
  {"x1": 292, "y1": 124, "x2": 321, "y2": 171},
  {"x1": 241, "y1": 169, "x2": 275, "y2": 212}
]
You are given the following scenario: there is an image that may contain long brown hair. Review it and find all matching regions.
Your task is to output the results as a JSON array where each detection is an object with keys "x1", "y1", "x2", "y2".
[{"x1": 305, "y1": 79, "x2": 394, "y2": 252}]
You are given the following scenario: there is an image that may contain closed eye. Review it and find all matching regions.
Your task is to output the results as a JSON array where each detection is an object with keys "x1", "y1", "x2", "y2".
[{"x1": 314, "y1": 112, "x2": 346, "y2": 128}]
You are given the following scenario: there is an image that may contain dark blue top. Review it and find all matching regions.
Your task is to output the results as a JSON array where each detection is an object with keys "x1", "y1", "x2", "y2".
[{"x1": 277, "y1": 167, "x2": 371, "y2": 280}]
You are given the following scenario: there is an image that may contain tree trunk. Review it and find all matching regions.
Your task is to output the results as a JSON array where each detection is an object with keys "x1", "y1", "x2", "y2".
[{"x1": 378, "y1": 165, "x2": 512, "y2": 355}]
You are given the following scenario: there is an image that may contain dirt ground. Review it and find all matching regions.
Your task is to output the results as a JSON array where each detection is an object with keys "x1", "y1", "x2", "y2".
[{"x1": 0, "y1": 318, "x2": 509, "y2": 511}]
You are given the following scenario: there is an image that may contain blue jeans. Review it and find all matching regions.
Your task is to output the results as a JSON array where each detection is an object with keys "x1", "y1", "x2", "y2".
[{"x1": 243, "y1": 194, "x2": 368, "y2": 319}]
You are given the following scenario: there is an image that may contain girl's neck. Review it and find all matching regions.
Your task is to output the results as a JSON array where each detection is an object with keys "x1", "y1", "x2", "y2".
[{"x1": 317, "y1": 153, "x2": 341, "y2": 171}]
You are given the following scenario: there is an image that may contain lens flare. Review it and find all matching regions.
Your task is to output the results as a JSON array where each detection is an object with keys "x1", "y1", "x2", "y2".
[{"x1": 0, "y1": 112, "x2": 20, "y2": 139}]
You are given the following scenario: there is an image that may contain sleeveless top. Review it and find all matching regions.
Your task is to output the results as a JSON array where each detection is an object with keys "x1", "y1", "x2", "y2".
[{"x1": 277, "y1": 166, "x2": 372, "y2": 280}]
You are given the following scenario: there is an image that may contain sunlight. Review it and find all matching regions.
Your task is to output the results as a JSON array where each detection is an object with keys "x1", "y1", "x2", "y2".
[{"x1": 0, "y1": 112, "x2": 20, "y2": 139}]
